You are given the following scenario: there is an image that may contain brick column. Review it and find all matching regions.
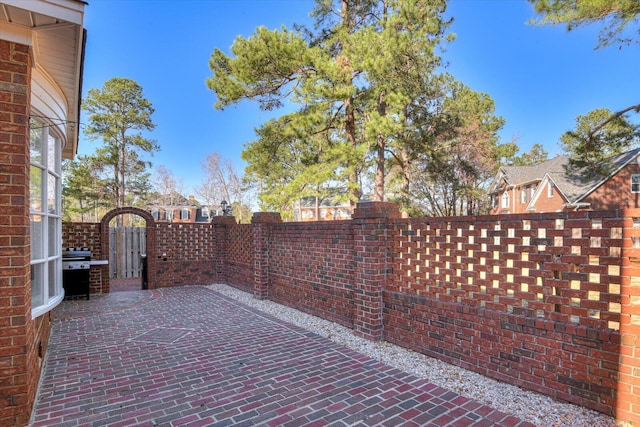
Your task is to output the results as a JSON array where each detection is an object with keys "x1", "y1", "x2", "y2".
[
  {"x1": 617, "y1": 209, "x2": 640, "y2": 424},
  {"x1": 252, "y1": 212, "x2": 281, "y2": 300},
  {"x1": 0, "y1": 39, "x2": 34, "y2": 426},
  {"x1": 212, "y1": 215, "x2": 236, "y2": 285},
  {"x1": 352, "y1": 202, "x2": 400, "y2": 341}
]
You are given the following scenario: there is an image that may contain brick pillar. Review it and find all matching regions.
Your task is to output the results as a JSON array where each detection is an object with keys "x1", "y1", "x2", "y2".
[
  {"x1": 252, "y1": 212, "x2": 281, "y2": 300},
  {"x1": 212, "y1": 215, "x2": 236, "y2": 285},
  {"x1": 0, "y1": 39, "x2": 34, "y2": 426},
  {"x1": 352, "y1": 202, "x2": 400, "y2": 341},
  {"x1": 617, "y1": 209, "x2": 640, "y2": 424}
]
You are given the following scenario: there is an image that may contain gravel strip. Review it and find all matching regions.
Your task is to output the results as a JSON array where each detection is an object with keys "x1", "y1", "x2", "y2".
[{"x1": 207, "y1": 283, "x2": 623, "y2": 427}]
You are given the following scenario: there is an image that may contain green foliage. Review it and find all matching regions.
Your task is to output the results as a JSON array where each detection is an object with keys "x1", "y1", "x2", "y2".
[
  {"x1": 529, "y1": 0, "x2": 640, "y2": 48},
  {"x1": 82, "y1": 77, "x2": 157, "y2": 210},
  {"x1": 529, "y1": 0, "x2": 640, "y2": 178},
  {"x1": 406, "y1": 82, "x2": 505, "y2": 216},
  {"x1": 62, "y1": 156, "x2": 110, "y2": 222},
  {"x1": 561, "y1": 108, "x2": 638, "y2": 174},
  {"x1": 503, "y1": 143, "x2": 549, "y2": 166},
  {"x1": 208, "y1": 0, "x2": 505, "y2": 216}
]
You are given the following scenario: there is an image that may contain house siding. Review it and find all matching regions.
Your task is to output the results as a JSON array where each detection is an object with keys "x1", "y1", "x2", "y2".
[
  {"x1": 584, "y1": 163, "x2": 640, "y2": 210},
  {"x1": 0, "y1": 38, "x2": 42, "y2": 427},
  {"x1": 532, "y1": 183, "x2": 567, "y2": 212}
]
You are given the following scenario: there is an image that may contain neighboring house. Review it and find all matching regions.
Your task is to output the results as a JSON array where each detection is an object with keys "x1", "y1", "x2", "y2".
[
  {"x1": 489, "y1": 148, "x2": 640, "y2": 214},
  {"x1": 294, "y1": 195, "x2": 352, "y2": 221},
  {"x1": 0, "y1": 1, "x2": 87, "y2": 425},
  {"x1": 146, "y1": 193, "x2": 211, "y2": 223}
]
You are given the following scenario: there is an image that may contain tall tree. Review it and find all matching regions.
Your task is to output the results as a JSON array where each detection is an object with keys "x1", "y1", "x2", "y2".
[
  {"x1": 62, "y1": 155, "x2": 109, "y2": 222},
  {"x1": 151, "y1": 164, "x2": 185, "y2": 207},
  {"x1": 529, "y1": 0, "x2": 640, "y2": 48},
  {"x1": 194, "y1": 152, "x2": 252, "y2": 221},
  {"x1": 504, "y1": 143, "x2": 549, "y2": 166},
  {"x1": 208, "y1": 0, "x2": 455, "y2": 213},
  {"x1": 529, "y1": 0, "x2": 640, "y2": 162},
  {"x1": 82, "y1": 77, "x2": 158, "y2": 212},
  {"x1": 406, "y1": 82, "x2": 505, "y2": 216},
  {"x1": 561, "y1": 108, "x2": 638, "y2": 174}
]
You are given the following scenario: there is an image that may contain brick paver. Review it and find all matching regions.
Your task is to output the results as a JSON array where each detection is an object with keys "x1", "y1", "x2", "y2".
[{"x1": 30, "y1": 286, "x2": 534, "y2": 426}]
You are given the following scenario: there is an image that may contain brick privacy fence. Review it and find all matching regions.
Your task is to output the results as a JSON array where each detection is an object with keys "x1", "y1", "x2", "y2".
[{"x1": 62, "y1": 202, "x2": 640, "y2": 423}]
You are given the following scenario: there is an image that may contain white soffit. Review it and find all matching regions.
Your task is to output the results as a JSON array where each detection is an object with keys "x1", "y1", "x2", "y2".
[{"x1": 1, "y1": 0, "x2": 86, "y2": 158}]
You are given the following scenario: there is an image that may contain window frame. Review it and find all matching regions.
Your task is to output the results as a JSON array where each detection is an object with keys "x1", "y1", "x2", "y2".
[
  {"x1": 632, "y1": 174, "x2": 640, "y2": 193},
  {"x1": 501, "y1": 192, "x2": 509, "y2": 209},
  {"x1": 30, "y1": 118, "x2": 64, "y2": 319},
  {"x1": 547, "y1": 182, "x2": 554, "y2": 198}
]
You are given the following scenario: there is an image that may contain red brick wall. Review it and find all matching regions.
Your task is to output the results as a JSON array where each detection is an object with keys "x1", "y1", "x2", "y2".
[
  {"x1": 268, "y1": 220, "x2": 355, "y2": 328},
  {"x1": 153, "y1": 222, "x2": 218, "y2": 287},
  {"x1": 62, "y1": 222, "x2": 107, "y2": 293},
  {"x1": 533, "y1": 182, "x2": 567, "y2": 212},
  {"x1": 225, "y1": 223, "x2": 253, "y2": 293},
  {"x1": 383, "y1": 211, "x2": 634, "y2": 417},
  {"x1": 60, "y1": 204, "x2": 640, "y2": 423},
  {"x1": 585, "y1": 163, "x2": 640, "y2": 210},
  {"x1": 0, "y1": 39, "x2": 37, "y2": 427}
]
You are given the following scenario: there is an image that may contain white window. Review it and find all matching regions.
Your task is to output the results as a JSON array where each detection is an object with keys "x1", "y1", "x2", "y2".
[
  {"x1": 632, "y1": 175, "x2": 640, "y2": 193},
  {"x1": 520, "y1": 188, "x2": 526, "y2": 204},
  {"x1": 501, "y1": 192, "x2": 509, "y2": 208},
  {"x1": 547, "y1": 182, "x2": 554, "y2": 198},
  {"x1": 151, "y1": 208, "x2": 159, "y2": 220},
  {"x1": 530, "y1": 185, "x2": 536, "y2": 199},
  {"x1": 180, "y1": 208, "x2": 190, "y2": 220},
  {"x1": 30, "y1": 119, "x2": 63, "y2": 318}
]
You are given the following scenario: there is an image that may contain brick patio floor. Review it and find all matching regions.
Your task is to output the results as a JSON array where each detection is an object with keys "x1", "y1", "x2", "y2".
[{"x1": 30, "y1": 286, "x2": 535, "y2": 427}]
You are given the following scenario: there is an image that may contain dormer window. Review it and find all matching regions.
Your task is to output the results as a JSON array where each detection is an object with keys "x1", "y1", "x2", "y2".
[{"x1": 547, "y1": 182, "x2": 554, "y2": 198}]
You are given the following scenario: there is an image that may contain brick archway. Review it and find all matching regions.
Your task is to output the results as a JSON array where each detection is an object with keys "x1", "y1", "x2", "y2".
[{"x1": 100, "y1": 207, "x2": 156, "y2": 291}]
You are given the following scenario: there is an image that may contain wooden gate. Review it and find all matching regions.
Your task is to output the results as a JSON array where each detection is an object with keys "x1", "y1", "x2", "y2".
[{"x1": 109, "y1": 227, "x2": 147, "y2": 279}]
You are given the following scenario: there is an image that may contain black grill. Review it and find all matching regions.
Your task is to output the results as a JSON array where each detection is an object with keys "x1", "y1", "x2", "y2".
[{"x1": 62, "y1": 248, "x2": 91, "y2": 299}]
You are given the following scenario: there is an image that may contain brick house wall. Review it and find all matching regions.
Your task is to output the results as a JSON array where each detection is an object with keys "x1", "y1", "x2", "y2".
[
  {"x1": 534, "y1": 181, "x2": 569, "y2": 212},
  {"x1": 0, "y1": 39, "x2": 40, "y2": 427},
  {"x1": 585, "y1": 163, "x2": 640, "y2": 210}
]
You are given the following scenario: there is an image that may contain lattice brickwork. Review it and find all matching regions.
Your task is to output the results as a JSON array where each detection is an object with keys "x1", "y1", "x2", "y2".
[
  {"x1": 227, "y1": 224, "x2": 253, "y2": 265},
  {"x1": 388, "y1": 211, "x2": 630, "y2": 331}
]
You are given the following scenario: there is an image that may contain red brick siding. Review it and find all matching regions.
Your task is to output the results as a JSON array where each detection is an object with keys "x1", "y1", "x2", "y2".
[
  {"x1": 0, "y1": 39, "x2": 37, "y2": 427},
  {"x1": 584, "y1": 163, "x2": 640, "y2": 210},
  {"x1": 533, "y1": 182, "x2": 568, "y2": 212}
]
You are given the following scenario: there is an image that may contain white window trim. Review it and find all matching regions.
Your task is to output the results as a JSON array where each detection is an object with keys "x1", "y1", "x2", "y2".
[
  {"x1": 501, "y1": 192, "x2": 509, "y2": 208},
  {"x1": 547, "y1": 182, "x2": 554, "y2": 198},
  {"x1": 30, "y1": 118, "x2": 63, "y2": 319},
  {"x1": 632, "y1": 174, "x2": 640, "y2": 193}
]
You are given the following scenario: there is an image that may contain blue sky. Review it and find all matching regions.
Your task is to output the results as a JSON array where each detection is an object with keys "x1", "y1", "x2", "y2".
[{"x1": 78, "y1": 0, "x2": 640, "y2": 195}]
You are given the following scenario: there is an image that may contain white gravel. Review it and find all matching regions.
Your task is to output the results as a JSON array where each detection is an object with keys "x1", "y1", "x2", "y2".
[{"x1": 207, "y1": 284, "x2": 624, "y2": 427}]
